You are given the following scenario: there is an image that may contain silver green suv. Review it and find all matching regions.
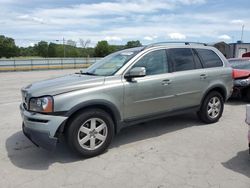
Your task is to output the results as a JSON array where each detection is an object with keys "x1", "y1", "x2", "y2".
[{"x1": 20, "y1": 42, "x2": 233, "y2": 157}]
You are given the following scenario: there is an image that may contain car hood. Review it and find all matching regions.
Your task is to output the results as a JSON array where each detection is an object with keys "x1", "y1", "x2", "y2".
[
  {"x1": 233, "y1": 69, "x2": 250, "y2": 79},
  {"x1": 22, "y1": 73, "x2": 105, "y2": 97}
]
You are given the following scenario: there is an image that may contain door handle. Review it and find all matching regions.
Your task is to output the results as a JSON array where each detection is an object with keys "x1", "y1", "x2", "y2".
[
  {"x1": 200, "y1": 74, "x2": 207, "y2": 80},
  {"x1": 162, "y1": 79, "x2": 171, "y2": 85}
]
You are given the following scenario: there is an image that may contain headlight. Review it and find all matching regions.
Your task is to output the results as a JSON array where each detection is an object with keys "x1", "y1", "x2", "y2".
[{"x1": 29, "y1": 96, "x2": 53, "y2": 113}]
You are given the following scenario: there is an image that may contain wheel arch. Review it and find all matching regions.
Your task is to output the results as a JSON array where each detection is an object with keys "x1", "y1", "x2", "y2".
[
  {"x1": 201, "y1": 85, "x2": 227, "y2": 105},
  {"x1": 58, "y1": 100, "x2": 122, "y2": 135}
]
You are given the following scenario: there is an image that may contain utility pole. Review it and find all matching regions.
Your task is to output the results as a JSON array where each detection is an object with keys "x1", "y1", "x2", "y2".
[{"x1": 240, "y1": 24, "x2": 244, "y2": 42}]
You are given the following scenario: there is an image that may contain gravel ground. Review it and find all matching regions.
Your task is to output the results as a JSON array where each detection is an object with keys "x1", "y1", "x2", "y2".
[{"x1": 0, "y1": 69, "x2": 249, "y2": 188}]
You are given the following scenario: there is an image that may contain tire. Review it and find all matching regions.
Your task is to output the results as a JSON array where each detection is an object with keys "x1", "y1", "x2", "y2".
[
  {"x1": 66, "y1": 108, "x2": 115, "y2": 158},
  {"x1": 198, "y1": 91, "x2": 224, "y2": 124},
  {"x1": 243, "y1": 88, "x2": 250, "y2": 102}
]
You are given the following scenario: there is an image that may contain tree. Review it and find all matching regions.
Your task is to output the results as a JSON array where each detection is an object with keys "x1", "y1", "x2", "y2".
[
  {"x1": 48, "y1": 43, "x2": 57, "y2": 57},
  {"x1": 0, "y1": 35, "x2": 19, "y2": 58},
  {"x1": 79, "y1": 39, "x2": 91, "y2": 48},
  {"x1": 34, "y1": 41, "x2": 48, "y2": 57},
  {"x1": 19, "y1": 46, "x2": 36, "y2": 57},
  {"x1": 94, "y1": 41, "x2": 110, "y2": 57},
  {"x1": 125, "y1": 40, "x2": 142, "y2": 49}
]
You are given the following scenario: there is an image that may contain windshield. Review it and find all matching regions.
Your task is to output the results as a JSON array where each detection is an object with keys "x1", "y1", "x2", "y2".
[
  {"x1": 83, "y1": 49, "x2": 141, "y2": 76},
  {"x1": 229, "y1": 59, "x2": 250, "y2": 70}
]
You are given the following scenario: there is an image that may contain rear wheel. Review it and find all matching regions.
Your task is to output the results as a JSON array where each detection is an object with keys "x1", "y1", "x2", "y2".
[
  {"x1": 198, "y1": 91, "x2": 224, "y2": 123},
  {"x1": 66, "y1": 109, "x2": 114, "y2": 157}
]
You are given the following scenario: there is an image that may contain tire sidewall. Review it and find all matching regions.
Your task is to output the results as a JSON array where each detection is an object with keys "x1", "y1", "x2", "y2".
[
  {"x1": 67, "y1": 109, "x2": 114, "y2": 157},
  {"x1": 200, "y1": 91, "x2": 224, "y2": 123}
]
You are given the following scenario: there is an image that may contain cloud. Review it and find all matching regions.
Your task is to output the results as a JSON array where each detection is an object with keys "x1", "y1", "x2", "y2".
[
  {"x1": 177, "y1": 0, "x2": 206, "y2": 5},
  {"x1": 1, "y1": 0, "x2": 250, "y2": 46},
  {"x1": 104, "y1": 36, "x2": 122, "y2": 41},
  {"x1": 17, "y1": 14, "x2": 45, "y2": 24},
  {"x1": 168, "y1": 33, "x2": 186, "y2": 40},
  {"x1": 144, "y1": 36, "x2": 158, "y2": 41},
  {"x1": 218, "y1": 34, "x2": 231, "y2": 40},
  {"x1": 231, "y1": 19, "x2": 244, "y2": 24}
]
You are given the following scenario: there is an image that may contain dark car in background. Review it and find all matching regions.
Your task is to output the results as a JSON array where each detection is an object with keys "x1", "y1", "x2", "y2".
[{"x1": 228, "y1": 58, "x2": 250, "y2": 101}]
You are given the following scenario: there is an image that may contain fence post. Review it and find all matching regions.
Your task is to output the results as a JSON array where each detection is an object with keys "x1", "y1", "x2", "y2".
[
  {"x1": 74, "y1": 58, "x2": 76, "y2": 69},
  {"x1": 47, "y1": 58, "x2": 49, "y2": 69},
  {"x1": 61, "y1": 58, "x2": 63, "y2": 69},
  {"x1": 31, "y1": 59, "x2": 33, "y2": 70},
  {"x1": 13, "y1": 59, "x2": 16, "y2": 71}
]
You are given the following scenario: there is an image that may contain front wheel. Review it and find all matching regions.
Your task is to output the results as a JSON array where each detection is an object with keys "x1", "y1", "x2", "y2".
[
  {"x1": 66, "y1": 109, "x2": 114, "y2": 158},
  {"x1": 198, "y1": 91, "x2": 224, "y2": 124}
]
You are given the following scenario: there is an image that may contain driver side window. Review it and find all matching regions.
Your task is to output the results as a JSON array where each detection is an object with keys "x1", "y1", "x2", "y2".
[{"x1": 132, "y1": 50, "x2": 168, "y2": 75}]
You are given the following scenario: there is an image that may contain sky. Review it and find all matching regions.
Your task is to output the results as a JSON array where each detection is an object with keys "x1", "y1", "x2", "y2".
[{"x1": 0, "y1": 0, "x2": 249, "y2": 47}]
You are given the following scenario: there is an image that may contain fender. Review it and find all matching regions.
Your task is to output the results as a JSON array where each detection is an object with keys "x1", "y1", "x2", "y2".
[
  {"x1": 200, "y1": 84, "x2": 227, "y2": 105},
  {"x1": 64, "y1": 99, "x2": 122, "y2": 133}
]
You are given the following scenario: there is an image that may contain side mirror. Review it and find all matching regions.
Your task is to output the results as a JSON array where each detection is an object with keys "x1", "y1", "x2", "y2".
[{"x1": 125, "y1": 67, "x2": 146, "y2": 81}]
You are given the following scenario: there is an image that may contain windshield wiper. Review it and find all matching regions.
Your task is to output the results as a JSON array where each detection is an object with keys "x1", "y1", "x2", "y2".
[
  {"x1": 75, "y1": 70, "x2": 98, "y2": 76},
  {"x1": 81, "y1": 72, "x2": 97, "y2": 75}
]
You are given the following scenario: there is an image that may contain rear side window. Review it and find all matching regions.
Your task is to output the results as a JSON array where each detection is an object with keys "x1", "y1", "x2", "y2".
[
  {"x1": 167, "y1": 48, "x2": 195, "y2": 72},
  {"x1": 196, "y1": 49, "x2": 223, "y2": 68}
]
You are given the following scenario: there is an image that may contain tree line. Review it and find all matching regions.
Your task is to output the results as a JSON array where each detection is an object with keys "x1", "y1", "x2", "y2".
[{"x1": 0, "y1": 35, "x2": 142, "y2": 58}]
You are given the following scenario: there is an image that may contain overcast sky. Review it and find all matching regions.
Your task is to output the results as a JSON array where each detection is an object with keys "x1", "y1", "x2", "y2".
[{"x1": 0, "y1": 0, "x2": 249, "y2": 47}]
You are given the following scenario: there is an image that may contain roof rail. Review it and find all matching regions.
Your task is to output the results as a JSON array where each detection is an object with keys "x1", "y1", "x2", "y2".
[{"x1": 143, "y1": 41, "x2": 208, "y2": 50}]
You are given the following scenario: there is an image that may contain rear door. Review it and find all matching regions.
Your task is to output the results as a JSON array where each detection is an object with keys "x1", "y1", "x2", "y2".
[{"x1": 166, "y1": 48, "x2": 207, "y2": 109}]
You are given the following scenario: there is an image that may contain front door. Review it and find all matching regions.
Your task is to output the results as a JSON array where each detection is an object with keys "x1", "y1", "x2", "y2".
[{"x1": 123, "y1": 49, "x2": 176, "y2": 120}]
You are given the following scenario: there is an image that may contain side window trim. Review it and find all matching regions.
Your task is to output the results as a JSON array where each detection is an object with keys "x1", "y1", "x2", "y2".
[
  {"x1": 166, "y1": 49, "x2": 174, "y2": 73},
  {"x1": 194, "y1": 48, "x2": 206, "y2": 68},
  {"x1": 192, "y1": 49, "x2": 204, "y2": 69}
]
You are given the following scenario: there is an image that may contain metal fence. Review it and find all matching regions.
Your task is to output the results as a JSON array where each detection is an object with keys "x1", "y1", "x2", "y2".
[{"x1": 0, "y1": 57, "x2": 102, "y2": 72}]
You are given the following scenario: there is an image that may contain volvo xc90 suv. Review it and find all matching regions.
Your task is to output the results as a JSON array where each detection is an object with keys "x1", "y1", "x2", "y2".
[{"x1": 20, "y1": 42, "x2": 233, "y2": 157}]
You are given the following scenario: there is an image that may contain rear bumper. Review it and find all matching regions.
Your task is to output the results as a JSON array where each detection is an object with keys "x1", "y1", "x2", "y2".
[{"x1": 22, "y1": 123, "x2": 57, "y2": 150}]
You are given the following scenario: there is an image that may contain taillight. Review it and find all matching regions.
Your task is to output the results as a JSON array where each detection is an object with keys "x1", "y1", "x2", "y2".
[{"x1": 232, "y1": 69, "x2": 235, "y2": 78}]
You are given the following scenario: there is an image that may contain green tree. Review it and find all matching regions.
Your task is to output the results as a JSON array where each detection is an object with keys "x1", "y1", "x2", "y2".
[
  {"x1": 34, "y1": 41, "x2": 48, "y2": 57},
  {"x1": 19, "y1": 46, "x2": 36, "y2": 57},
  {"x1": 48, "y1": 43, "x2": 57, "y2": 57},
  {"x1": 0, "y1": 35, "x2": 19, "y2": 58},
  {"x1": 125, "y1": 40, "x2": 142, "y2": 49},
  {"x1": 94, "y1": 41, "x2": 110, "y2": 57}
]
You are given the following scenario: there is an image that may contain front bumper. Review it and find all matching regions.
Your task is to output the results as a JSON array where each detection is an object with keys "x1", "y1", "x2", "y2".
[
  {"x1": 20, "y1": 104, "x2": 68, "y2": 150},
  {"x1": 22, "y1": 123, "x2": 57, "y2": 150}
]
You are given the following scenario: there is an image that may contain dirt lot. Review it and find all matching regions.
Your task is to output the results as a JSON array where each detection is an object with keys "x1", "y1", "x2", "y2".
[{"x1": 0, "y1": 70, "x2": 249, "y2": 188}]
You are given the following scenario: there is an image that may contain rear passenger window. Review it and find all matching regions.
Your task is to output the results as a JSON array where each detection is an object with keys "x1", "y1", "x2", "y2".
[
  {"x1": 168, "y1": 48, "x2": 195, "y2": 72},
  {"x1": 196, "y1": 49, "x2": 223, "y2": 68}
]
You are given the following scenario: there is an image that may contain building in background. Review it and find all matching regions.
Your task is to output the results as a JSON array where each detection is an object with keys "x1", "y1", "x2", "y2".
[{"x1": 213, "y1": 41, "x2": 250, "y2": 58}]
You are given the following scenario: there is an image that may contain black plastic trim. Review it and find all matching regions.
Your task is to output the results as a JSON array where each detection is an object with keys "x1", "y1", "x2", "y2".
[
  {"x1": 123, "y1": 105, "x2": 199, "y2": 127},
  {"x1": 27, "y1": 118, "x2": 49, "y2": 123}
]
